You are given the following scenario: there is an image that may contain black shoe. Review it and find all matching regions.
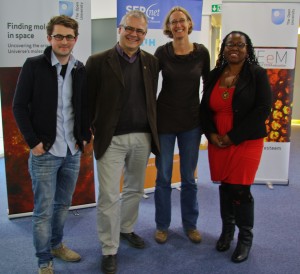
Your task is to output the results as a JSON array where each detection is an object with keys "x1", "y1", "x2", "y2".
[
  {"x1": 216, "y1": 236, "x2": 232, "y2": 252},
  {"x1": 231, "y1": 242, "x2": 251, "y2": 263},
  {"x1": 120, "y1": 232, "x2": 145, "y2": 249},
  {"x1": 216, "y1": 226, "x2": 235, "y2": 252},
  {"x1": 101, "y1": 254, "x2": 117, "y2": 274}
]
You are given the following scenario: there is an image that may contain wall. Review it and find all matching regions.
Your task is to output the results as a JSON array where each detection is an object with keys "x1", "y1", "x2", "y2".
[
  {"x1": 91, "y1": 18, "x2": 117, "y2": 53},
  {"x1": 0, "y1": 95, "x2": 3, "y2": 157},
  {"x1": 293, "y1": 34, "x2": 300, "y2": 120},
  {"x1": 90, "y1": 0, "x2": 222, "y2": 19},
  {"x1": 0, "y1": 0, "x2": 298, "y2": 157},
  {"x1": 90, "y1": 0, "x2": 300, "y2": 121},
  {"x1": 91, "y1": 0, "x2": 116, "y2": 19}
]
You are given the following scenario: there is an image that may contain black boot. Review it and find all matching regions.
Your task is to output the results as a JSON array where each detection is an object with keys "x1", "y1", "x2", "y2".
[
  {"x1": 231, "y1": 196, "x2": 254, "y2": 263},
  {"x1": 216, "y1": 184, "x2": 235, "y2": 252}
]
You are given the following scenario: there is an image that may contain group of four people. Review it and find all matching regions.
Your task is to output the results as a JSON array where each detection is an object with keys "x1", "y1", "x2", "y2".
[{"x1": 12, "y1": 6, "x2": 272, "y2": 274}]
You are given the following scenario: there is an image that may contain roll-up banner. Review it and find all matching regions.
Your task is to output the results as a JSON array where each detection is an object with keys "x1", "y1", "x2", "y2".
[
  {"x1": 0, "y1": 0, "x2": 95, "y2": 218},
  {"x1": 117, "y1": 0, "x2": 203, "y2": 191},
  {"x1": 222, "y1": 0, "x2": 300, "y2": 185}
]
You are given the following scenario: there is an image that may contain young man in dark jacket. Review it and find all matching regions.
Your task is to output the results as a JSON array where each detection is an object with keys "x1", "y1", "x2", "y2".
[{"x1": 13, "y1": 15, "x2": 91, "y2": 274}]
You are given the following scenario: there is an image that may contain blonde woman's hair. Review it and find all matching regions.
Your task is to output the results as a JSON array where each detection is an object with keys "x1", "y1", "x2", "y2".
[{"x1": 162, "y1": 6, "x2": 194, "y2": 38}]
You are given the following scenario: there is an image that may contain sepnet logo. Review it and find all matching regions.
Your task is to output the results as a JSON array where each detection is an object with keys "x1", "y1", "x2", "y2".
[
  {"x1": 118, "y1": 0, "x2": 162, "y2": 29},
  {"x1": 117, "y1": 0, "x2": 203, "y2": 31},
  {"x1": 126, "y1": 3, "x2": 160, "y2": 21}
]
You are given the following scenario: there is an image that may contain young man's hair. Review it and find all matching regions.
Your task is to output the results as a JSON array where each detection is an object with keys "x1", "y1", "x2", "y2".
[{"x1": 46, "y1": 15, "x2": 79, "y2": 37}]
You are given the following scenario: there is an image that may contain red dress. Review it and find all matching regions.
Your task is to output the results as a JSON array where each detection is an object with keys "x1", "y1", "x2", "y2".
[{"x1": 208, "y1": 80, "x2": 263, "y2": 185}]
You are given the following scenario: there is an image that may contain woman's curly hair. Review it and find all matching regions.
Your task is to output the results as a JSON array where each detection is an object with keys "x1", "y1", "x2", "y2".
[{"x1": 216, "y1": 31, "x2": 259, "y2": 68}]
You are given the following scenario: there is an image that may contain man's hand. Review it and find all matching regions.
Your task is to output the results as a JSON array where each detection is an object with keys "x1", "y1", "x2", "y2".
[
  {"x1": 75, "y1": 141, "x2": 88, "y2": 150},
  {"x1": 32, "y1": 142, "x2": 45, "y2": 156}
]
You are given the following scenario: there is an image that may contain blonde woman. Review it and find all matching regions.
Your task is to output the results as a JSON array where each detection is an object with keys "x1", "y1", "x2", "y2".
[{"x1": 154, "y1": 6, "x2": 210, "y2": 244}]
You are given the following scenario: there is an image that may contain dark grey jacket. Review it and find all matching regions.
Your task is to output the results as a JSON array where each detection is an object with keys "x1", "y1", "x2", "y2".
[{"x1": 86, "y1": 47, "x2": 160, "y2": 160}]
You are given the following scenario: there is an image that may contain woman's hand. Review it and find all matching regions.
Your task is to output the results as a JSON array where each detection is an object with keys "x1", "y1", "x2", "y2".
[
  {"x1": 218, "y1": 134, "x2": 233, "y2": 147},
  {"x1": 210, "y1": 133, "x2": 222, "y2": 147},
  {"x1": 210, "y1": 133, "x2": 233, "y2": 148}
]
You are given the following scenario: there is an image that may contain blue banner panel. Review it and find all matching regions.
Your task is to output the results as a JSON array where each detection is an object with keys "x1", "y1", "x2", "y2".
[{"x1": 117, "y1": 0, "x2": 203, "y2": 30}]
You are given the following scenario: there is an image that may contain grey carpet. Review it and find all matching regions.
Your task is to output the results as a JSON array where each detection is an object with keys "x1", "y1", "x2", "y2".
[{"x1": 0, "y1": 126, "x2": 300, "y2": 274}]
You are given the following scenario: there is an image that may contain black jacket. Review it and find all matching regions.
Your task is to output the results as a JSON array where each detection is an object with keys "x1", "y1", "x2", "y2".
[
  {"x1": 13, "y1": 46, "x2": 91, "y2": 151},
  {"x1": 200, "y1": 62, "x2": 272, "y2": 145},
  {"x1": 86, "y1": 47, "x2": 160, "y2": 160}
]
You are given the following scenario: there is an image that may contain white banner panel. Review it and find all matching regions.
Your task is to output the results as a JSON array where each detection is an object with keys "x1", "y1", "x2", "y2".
[
  {"x1": 222, "y1": 3, "x2": 299, "y2": 47},
  {"x1": 255, "y1": 48, "x2": 296, "y2": 69},
  {"x1": 256, "y1": 143, "x2": 290, "y2": 183},
  {"x1": 0, "y1": 0, "x2": 91, "y2": 67},
  {"x1": 0, "y1": 0, "x2": 95, "y2": 217},
  {"x1": 222, "y1": 1, "x2": 300, "y2": 185}
]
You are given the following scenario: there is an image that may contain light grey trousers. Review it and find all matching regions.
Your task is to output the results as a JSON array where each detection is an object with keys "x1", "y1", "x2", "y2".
[{"x1": 96, "y1": 133, "x2": 151, "y2": 255}]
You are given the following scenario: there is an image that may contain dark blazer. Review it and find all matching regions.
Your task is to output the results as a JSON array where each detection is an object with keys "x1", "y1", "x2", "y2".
[
  {"x1": 13, "y1": 46, "x2": 91, "y2": 151},
  {"x1": 200, "y1": 62, "x2": 272, "y2": 145},
  {"x1": 86, "y1": 47, "x2": 160, "y2": 160}
]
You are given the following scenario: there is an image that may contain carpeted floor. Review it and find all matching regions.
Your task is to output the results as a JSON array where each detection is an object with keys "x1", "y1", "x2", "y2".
[{"x1": 0, "y1": 126, "x2": 300, "y2": 274}]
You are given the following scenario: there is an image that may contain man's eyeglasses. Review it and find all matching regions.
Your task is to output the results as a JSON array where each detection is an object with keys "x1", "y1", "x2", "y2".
[
  {"x1": 122, "y1": 25, "x2": 146, "y2": 36},
  {"x1": 169, "y1": 18, "x2": 187, "y2": 26},
  {"x1": 225, "y1": 42, "x2": 247, "y2": 49},
  {"x1": 51, "y1": 34, "x2": 77, "y2": 41}
]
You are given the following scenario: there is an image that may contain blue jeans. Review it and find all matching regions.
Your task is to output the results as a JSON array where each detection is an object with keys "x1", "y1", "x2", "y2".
[
  {"x1": 28, "y1": 149, "x2": 81, "y2": 267},
  {"x1": 155, "y1": 127, "x2": 202, "y2": 231}
]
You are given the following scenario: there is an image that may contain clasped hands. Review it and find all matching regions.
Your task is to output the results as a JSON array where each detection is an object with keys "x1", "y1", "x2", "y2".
[{"x1": 210, "y1": 133, "x2": 233, "y2": 148}]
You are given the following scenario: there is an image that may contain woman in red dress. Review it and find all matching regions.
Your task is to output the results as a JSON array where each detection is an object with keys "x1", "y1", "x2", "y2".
[{"x1": 200, "y1": 31, "x2": 272, "y2": 263}]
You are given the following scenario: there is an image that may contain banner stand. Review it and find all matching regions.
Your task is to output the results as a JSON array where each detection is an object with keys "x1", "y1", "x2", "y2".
[
  {"x1": 222, "y1": 0, "x2": 300, "y2": 185},
  {"x1": 0, "y1": 0, "x2": 95, "y2": 218}
]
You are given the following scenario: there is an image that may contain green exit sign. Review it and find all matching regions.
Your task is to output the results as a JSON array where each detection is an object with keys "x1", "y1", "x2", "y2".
[{"x1": 212, "y1": 4, "x2": 221, "y2": 13}]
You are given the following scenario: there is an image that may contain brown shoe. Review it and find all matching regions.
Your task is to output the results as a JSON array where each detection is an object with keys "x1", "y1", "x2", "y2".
[
  {"x1": 51, "y1": 243, "x2": 81, "y2": 262},
  {"x1": 186, "y1": 229, "x2": 202, "y2": 243},
  {"x1": 38, "y1": 261, "x2": 54, "y2": 274},
  {"x1": 155, "y1": 230, "x2": 168, "y2": 244}
]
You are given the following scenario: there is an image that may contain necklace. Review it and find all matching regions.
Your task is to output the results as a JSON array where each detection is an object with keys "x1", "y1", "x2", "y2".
[{"x1": 222, "y1": 73, "x2": 239, "y2": 100}]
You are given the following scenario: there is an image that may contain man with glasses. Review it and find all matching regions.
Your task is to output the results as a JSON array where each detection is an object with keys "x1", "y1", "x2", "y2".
[
  {"x1": 13, "y1": 15, "x2": 91, "y2": 274},
  {"x1": 86, "y1": 10, "x2": 159, "y2": 274}
]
